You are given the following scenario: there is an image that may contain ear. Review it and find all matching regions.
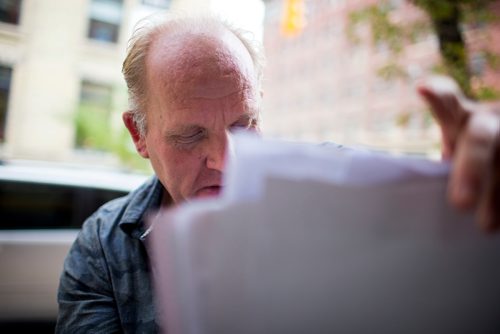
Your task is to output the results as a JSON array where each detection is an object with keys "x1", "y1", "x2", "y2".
[{"x1": 123, "y1": 111, "x2": 149, "y2": 159}]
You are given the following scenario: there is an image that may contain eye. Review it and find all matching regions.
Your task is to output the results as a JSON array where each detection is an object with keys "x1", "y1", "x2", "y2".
[
  {"x1": 230, "y1": 118, "x2": 257, "y2": 132},
  {"x1": 175, "y1": 129, "x2": 206, "y2": 145}
]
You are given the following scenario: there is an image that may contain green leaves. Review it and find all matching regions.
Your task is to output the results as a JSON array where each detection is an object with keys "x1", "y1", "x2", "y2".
[
  {"x1": 347, "y1": 0, "x2": 500, "y2": 100},
  {"x1": 74, "y1": 103, "x2": 151, "y2": 172}
]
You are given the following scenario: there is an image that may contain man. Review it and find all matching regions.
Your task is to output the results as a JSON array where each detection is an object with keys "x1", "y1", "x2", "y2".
[{"x1": 56, "y1": 15, "x2": 499, "y2": 333}]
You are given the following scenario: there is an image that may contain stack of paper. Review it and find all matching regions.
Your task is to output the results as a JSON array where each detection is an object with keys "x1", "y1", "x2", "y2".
[{"x1": 148, "y1": 134, "x2": 500, "y2": 334}]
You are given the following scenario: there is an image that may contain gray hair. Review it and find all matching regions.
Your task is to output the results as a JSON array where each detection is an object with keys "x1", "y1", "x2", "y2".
[{"x1": 122, "y1": 15, "x2": 265, "y2": 136}]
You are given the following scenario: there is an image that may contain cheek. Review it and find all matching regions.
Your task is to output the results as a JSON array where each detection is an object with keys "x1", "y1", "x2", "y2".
[
  {"x1": 146, "y1": 131, "x2": 206, "y2": 185},
  {"x1": 156, "y1": 144, "x2": 205, "y2": 183}
]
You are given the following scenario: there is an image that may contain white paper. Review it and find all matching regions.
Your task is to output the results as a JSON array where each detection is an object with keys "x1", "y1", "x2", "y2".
[
  {"x1": 223, "y1": 133, "x2": 451, "y2": 202},
  {"x1": 147, "y1": 134, "x2": 499, "y2": 334}
]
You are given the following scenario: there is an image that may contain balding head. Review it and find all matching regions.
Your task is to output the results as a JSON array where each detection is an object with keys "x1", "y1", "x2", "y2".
[
  {"x1": 122, "y1": 16, "x2": 264, "y2": 136},
  {"x1": 121, "y1": 16, "x2": 263, "y2": 203},
  {"x1": 147, "y1": 23, "x2": 257, "y2": 107}
]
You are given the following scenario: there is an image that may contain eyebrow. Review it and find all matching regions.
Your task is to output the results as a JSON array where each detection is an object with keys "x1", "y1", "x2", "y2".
[
  {"x1": 164, "y1": 125, "x2": 203, "y2": 139},
  {"x1": 164, "y1": 108, "x2": 259, "y2": 138},
  {"x1": 239, "y1": 102, "x2": 260, "y2": 121}
]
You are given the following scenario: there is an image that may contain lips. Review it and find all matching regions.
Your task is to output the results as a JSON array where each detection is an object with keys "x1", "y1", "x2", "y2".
[{"x1": 195, "y1": 185, "x2": 222, "y2": 198}]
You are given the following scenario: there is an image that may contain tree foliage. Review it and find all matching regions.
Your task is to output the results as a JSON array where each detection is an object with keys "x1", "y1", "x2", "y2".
[
  {"x1": 348, "y1": 0, "x2": 500, "y2": 99},
  {"x1": 74, "y1": 104, "x2": 151, "y2": 173}
]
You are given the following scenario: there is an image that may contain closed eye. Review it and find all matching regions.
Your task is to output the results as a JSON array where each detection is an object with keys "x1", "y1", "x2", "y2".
[
  {"x1": 173, "y1": 129, "x2": 206, "y2": 145},
  {"x1": 230, "y1": 117, "x2": 258, "y2": 132}
]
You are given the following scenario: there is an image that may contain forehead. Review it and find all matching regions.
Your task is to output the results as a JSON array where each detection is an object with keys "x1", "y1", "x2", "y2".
[{"x1": 146, "y1": 26, "x2": 257, "y2": 103}]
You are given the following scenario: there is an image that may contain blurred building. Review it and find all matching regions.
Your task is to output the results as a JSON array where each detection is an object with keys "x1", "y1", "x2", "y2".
[
  {"x1": 261, "y1": 0, "x2": 500, "y2": 155},
  {"x1": 0, "y1": 0, "x2": 170, "y2": 164},
  {"x1": 0, "y1": 0, "x2": 261, "y2": 165},
  {"x1": 4, "y1": 0, "x2": 496, "y2": 162}
]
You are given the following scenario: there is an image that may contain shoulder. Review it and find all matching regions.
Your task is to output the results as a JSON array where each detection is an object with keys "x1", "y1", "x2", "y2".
[
  {"x1": 66, "y1": 176, "x2": 161, "y2": 266},
  {"x1": 59, "y1": 176, "x2": 160, "y2": 292},
  {"x1": 57, "y1": 177, "x2": 161, "y2": 332},
  {"x1": 83, "y1": 195, "x2": 130, "y2": 233}
]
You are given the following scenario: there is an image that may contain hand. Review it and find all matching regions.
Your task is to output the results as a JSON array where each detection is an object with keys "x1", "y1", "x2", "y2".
[{"x1": 417, "y1": 76, "x2": 500, "y2": 231}]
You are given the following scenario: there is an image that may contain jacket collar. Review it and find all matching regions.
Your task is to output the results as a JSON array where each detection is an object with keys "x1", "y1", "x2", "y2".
[{"x1": 119, "y1": 176, "x2": 167, "y2": 240}]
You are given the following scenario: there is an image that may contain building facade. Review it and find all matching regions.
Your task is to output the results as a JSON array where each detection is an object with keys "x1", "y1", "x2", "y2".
[
  {"x1": 261, "y1": 0, "x2": 500, "y2": 155},
  {"x1": 0, "y1": 0, "x2": 170, "y2": 164}
]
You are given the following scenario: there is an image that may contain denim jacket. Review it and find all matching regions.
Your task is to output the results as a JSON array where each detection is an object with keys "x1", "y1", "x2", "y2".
[{"x1": 56, "y1": 177, "x2": 164, "y2": 334}]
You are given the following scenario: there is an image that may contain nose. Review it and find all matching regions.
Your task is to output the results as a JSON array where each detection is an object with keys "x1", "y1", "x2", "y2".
[{"x1": 206, "y1": 130, "x2": 229, "y2": 172}]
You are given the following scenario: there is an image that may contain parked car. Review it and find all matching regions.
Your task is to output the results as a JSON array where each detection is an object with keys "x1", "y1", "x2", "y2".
[{"x1": 0, "y1": 160, "x2": 149, "y2": 330}]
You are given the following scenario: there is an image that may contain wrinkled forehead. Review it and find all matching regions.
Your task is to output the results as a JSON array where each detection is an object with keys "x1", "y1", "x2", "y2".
[{"x1": 146, "y1": 27, "x2": 257, "y2": 101}]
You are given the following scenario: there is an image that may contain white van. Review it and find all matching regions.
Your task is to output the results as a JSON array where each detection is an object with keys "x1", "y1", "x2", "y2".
[{"x1": 0, "y1": 160, "x2": 149, "y2": 330}]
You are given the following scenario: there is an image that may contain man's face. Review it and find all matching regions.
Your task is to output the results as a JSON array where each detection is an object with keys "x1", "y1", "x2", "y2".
[{"x1": 133, "y1": 29, "x2": 259, "y2": 204}]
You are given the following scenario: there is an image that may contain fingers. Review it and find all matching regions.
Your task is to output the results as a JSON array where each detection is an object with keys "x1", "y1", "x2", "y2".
[
  {"x1": 477, "y1": 145, "x2": 500, "y2": 231},
  {"x1": 416, "y1": 76, "x2": 463, "y2": 123},
  {"x1": 450, "y1": 111, "x2": 500, "y2": 230},
  {"x1": 417, "y1": 76, "x2": 500, "y2": 231},
  {"x1": 485, "y1": 141, "x2": 500, "y2": 230},
  {"x1": 416, "y1": 76, "x2": 470, "y2": 159}
]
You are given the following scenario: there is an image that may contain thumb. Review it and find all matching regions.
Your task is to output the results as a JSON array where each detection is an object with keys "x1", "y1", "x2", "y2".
[{"x1": 416, "y1": 76, "x2": 470, "y2": 159}]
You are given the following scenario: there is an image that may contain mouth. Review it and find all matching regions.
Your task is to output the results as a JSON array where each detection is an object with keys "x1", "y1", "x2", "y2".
[{"x1": 195, "y1": 185, "x2": 222, "y2": 198}]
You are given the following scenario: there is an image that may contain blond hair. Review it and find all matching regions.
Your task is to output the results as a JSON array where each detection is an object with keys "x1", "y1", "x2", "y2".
[{"x1": 122, "y1": 15, "x2": 265, "y2": 136}]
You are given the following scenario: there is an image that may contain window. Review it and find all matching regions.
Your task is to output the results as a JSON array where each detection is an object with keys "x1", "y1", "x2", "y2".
[
  {"x1": 80, "y1": 80, "x2": 112, "y2": 107},
  {"x1": 141, "y1": 0, "x2": 171, "y2": 9},
  {"x1": 87, "y1": 0, "x2": 123, "y2": 43},
  {"x1": 0, "y1": 65, "x2": 12, "y2": 142},
  {"x1": 0, "y1": 179, "x2": 127, "y2": 229},
  {"x1": 0, "y1": 0, "x2": 21, "y2": 25},
  {"x1": 75, "y1": 80, "x2": 113, "y2": 149},
  {"x1": 470, "y1": 52, "x2": 486, "y2": 76}
]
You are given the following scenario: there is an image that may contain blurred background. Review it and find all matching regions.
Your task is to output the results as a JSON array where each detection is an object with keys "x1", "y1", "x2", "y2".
[
  {"x1": 0, "y1": 0, "x2": 499, "y2": 172},
  {"x1": 262, "y1": 0, "x2": 500, "y2": 156}
]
